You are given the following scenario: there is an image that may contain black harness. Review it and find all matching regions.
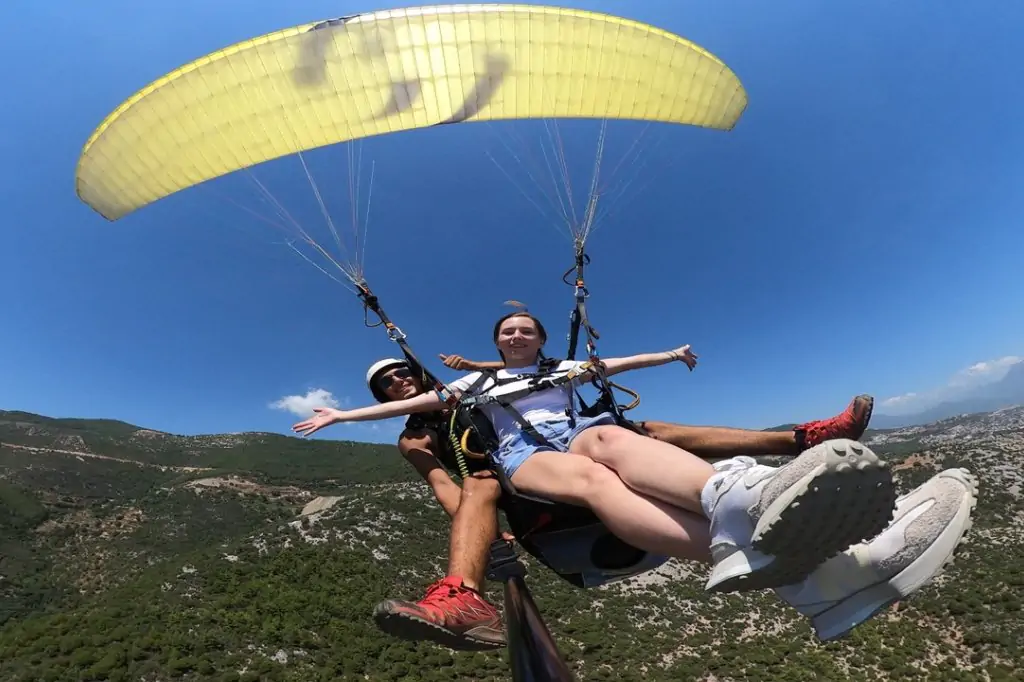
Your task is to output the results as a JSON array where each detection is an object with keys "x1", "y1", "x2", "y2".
[
  {"x1": 440, "y1": 358, "x2": 659, "y2": 588},
  {"x1": 403, "y1": 411, "x2": 493, "y2": 478},
  {"x1": 451, "y1": 357, "x2": 643, "y2": 463},
  {"x1": 458, "y1": 358, "x2": 587, "y2": 442}
]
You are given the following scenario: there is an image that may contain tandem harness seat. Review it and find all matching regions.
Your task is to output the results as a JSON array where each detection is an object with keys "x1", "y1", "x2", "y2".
[{"x1": 446, "y1": 359, "x2": 669, "y2": 589}]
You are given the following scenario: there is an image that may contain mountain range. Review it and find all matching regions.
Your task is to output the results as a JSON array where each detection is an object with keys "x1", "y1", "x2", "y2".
[
  {"x1": 872, "y1": 361, "x2": 1024, "y2": 429},
  {"x1": 1, "y1": 407, "x2": 1022, "y2": 681}
]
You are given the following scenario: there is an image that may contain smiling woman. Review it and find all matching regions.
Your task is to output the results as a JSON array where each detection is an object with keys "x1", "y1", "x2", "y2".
[
  {"x1": 279, "y1": 293, "x2": 982, "y2": 673},
  {"x1": 293, "y1": 307, "x2": 904, "y2": 591},
  {"x1": 294, "y1": 307, "x2": 980, "y2": 663}
]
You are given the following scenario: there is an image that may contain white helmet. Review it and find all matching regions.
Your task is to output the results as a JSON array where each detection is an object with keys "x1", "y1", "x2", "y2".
[{"x1": 366, "y1": 358, "x2": 411, "y2": 403}]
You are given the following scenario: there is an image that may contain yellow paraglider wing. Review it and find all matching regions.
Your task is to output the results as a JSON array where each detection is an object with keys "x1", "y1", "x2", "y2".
[{"x1": 76, "y1": 4, "x2": 748, "y2": 221}]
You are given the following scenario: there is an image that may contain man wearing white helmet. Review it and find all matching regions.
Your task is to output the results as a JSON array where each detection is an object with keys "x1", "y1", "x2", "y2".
[
  {"x1": 363, "y1": 354, "x2": 877, "y2": 651},
  {"x1": 365, "y1": 356, "x2": 511, "y2": 650},
  {"x1": 366, "y1": 358, "x2": 512, "y2": 520}
]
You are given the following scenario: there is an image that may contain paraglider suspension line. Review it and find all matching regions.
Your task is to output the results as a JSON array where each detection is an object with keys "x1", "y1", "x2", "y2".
[
  {"x1": 561, "y1": 251, "x2": 635, "y2": 422},
  {"x1": 356, "y1": 284, "x2": 457, "y2": 406}
]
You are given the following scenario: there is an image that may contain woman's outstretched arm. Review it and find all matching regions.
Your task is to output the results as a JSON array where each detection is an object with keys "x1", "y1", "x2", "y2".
[{"x1": 598, "y1": 345, "x2": 698, "y2": 378}]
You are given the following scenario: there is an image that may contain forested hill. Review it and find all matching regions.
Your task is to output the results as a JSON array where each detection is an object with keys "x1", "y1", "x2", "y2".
[{"x1": 1, "y1": 408, "x2": 1022, "y2": 681}]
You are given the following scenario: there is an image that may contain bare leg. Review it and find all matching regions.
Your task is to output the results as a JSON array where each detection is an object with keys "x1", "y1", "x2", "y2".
[
  {"x1": 373, "y1": 471, "x2": 507, "y2": 651},
  {"x1": 447, "y1": 472, "x2": 502, "y2": 590},
  {"x1": 509, "y1": 450, "x2": 712, "y2": 563},
  {"x1": 638, "y1": 395, "x2": 875, "y2": 459},
  {"x1": 411, "y1": 434, "x2": 501, "y2": 591},
  {"x1": 640, "y1": 420, "x2": 797, "y2": 458},
  {"x1": 571, "y1": 425, "x2": 716, "y2": 515}
]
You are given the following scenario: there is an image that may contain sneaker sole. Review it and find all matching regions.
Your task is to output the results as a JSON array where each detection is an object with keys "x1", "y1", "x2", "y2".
[
  {"x1": 851, "y1": 395, "x2": 874, "y2": 439},
  {"x1": 708, "y1": 439, "x2": 897, "y2": 593},
  {"x1": 372, "y1": 603, "x2": 506, "y2": 651},
  {"x1": 812, "y1": 468, "x2": 978, "y2": 641}
]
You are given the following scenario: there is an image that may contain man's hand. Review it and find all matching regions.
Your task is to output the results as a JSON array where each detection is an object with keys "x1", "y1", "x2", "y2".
[
  {"x1": 670, "y1": 345, "x2": 699, "y2": 371},
  {"x1": 500, "y1": 530, "x2": 516, "y2": 544},
  {"x1": 292, "y1": 407, "x2": 345, "y2": 437},
  {"x1": 440, "y1": 354, "x2": 498, "y2": 372}
]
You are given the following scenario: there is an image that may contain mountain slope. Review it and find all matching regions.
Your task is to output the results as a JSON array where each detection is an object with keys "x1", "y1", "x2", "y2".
[
  {"x1": 873, "y1": 361, "x2": 1024, "y2": 429},
  {"x1": 0, "y1": 408, "x2": 1022, "y2": 681}
]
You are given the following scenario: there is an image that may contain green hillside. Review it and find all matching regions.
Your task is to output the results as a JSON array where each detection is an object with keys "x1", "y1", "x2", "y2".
[{"x1": 0, "y1": 408, "x2": 1021, "y2": 681}]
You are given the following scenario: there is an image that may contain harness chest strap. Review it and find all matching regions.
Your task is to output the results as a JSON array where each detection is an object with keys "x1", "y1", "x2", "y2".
[
  {"x1": 460, "y1": 360, "x2": 599, "y2": 406},
  {"x1": 456, "y1": 360, "x2": 601, "y2": 450}
]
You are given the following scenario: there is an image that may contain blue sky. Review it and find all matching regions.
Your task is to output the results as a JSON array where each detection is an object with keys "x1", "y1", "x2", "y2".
[{"x1": 2, "y1": 0, "x2": 1022, "y2": 443}]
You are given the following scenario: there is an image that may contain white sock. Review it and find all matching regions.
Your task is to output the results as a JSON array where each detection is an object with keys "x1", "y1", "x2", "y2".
[{"x1": 699, "y1": 456, "x2": 759, "y2": 520}]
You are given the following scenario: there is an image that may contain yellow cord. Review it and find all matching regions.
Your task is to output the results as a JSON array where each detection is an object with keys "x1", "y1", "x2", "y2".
[{"x1": 447, "y1": 410, "x2": 471, "y2": 479}]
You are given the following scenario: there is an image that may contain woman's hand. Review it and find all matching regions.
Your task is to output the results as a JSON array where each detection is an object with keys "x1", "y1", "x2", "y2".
[
  {"x1": 292, "y1": 407, "x2": 345, "y2": 437},
  {"x1": 669, "y1": 345, "x2": 699, "y2": 371}
]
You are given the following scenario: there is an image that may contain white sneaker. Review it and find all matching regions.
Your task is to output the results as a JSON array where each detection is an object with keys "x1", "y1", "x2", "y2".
[
  {"x1": 702, "y1": 439, "x2": 897, "y2": 593},
  {"x1": 774, "y1": 467, "x2": 978, "y2": 641}
]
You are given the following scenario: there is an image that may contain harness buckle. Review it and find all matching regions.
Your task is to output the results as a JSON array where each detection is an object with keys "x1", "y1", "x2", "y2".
[{"x1": 485, "y1": 538, "x2": 526, "y2": 581}]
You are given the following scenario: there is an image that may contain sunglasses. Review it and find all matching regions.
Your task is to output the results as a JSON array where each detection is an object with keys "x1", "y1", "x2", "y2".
[{"x1": 377, "y1": 367, "x2": 413, "y2": 390}]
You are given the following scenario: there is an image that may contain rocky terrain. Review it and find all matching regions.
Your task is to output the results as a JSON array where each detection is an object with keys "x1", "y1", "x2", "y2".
[{"x1": 0, "y1": 407, "x2": 1021, "y2": 681}]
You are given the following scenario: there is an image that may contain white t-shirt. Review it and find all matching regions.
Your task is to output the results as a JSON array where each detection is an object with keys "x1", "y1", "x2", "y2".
[{"x1": 446, "y1": 360, "x2": 588, "y2": 446}]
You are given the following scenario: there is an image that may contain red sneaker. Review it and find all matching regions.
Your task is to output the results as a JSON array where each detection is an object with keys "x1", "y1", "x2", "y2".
[
  {"x1": 795, "y1": 395, "x2": 874, "y2": 449},
  {"x1": 373, "y1": 576, "x2": 506, "y2": 650}
]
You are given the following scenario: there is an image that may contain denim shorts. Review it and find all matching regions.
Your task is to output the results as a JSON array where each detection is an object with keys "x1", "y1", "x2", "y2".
[{"x1": 494, "y1": 411, "x2": 617, "y2": 478}]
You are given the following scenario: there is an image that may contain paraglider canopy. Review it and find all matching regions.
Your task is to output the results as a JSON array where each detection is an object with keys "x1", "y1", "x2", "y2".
[{"x1": 75, "y1": 3, "x2": 747, "y2": 222}]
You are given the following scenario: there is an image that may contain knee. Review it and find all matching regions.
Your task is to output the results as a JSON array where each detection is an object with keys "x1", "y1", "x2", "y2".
[
  {"x1": 580, "y1": 424, "x2": 639, "y2": 460},
  {"x1": 573, "y1": 461, "x2": 621, "y2": 502},
  {"x1": 461, "y1": 472, "x2": 502, "y2": 506},
  {"x1": 399, "y1": 429, "x2": 440, "y2": 460}
]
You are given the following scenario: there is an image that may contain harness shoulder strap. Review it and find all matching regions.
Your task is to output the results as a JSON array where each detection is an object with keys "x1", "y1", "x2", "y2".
[{"x1": 472, "y1": 361, "x2": 597, "y2": 442}]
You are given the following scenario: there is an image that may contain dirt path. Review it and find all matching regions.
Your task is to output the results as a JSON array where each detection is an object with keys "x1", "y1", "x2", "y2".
[{"x1": 1, "y1": 442, "x2": 212, "y2": 474}]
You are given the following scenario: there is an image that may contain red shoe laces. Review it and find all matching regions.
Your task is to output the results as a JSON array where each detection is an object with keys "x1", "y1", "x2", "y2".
[
  {"x1": 420, "y1": 578, "x2": 464, "y2": 609},
  {"x1": 808, "y1": 408, "x2": 855, "y2": 439}
]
